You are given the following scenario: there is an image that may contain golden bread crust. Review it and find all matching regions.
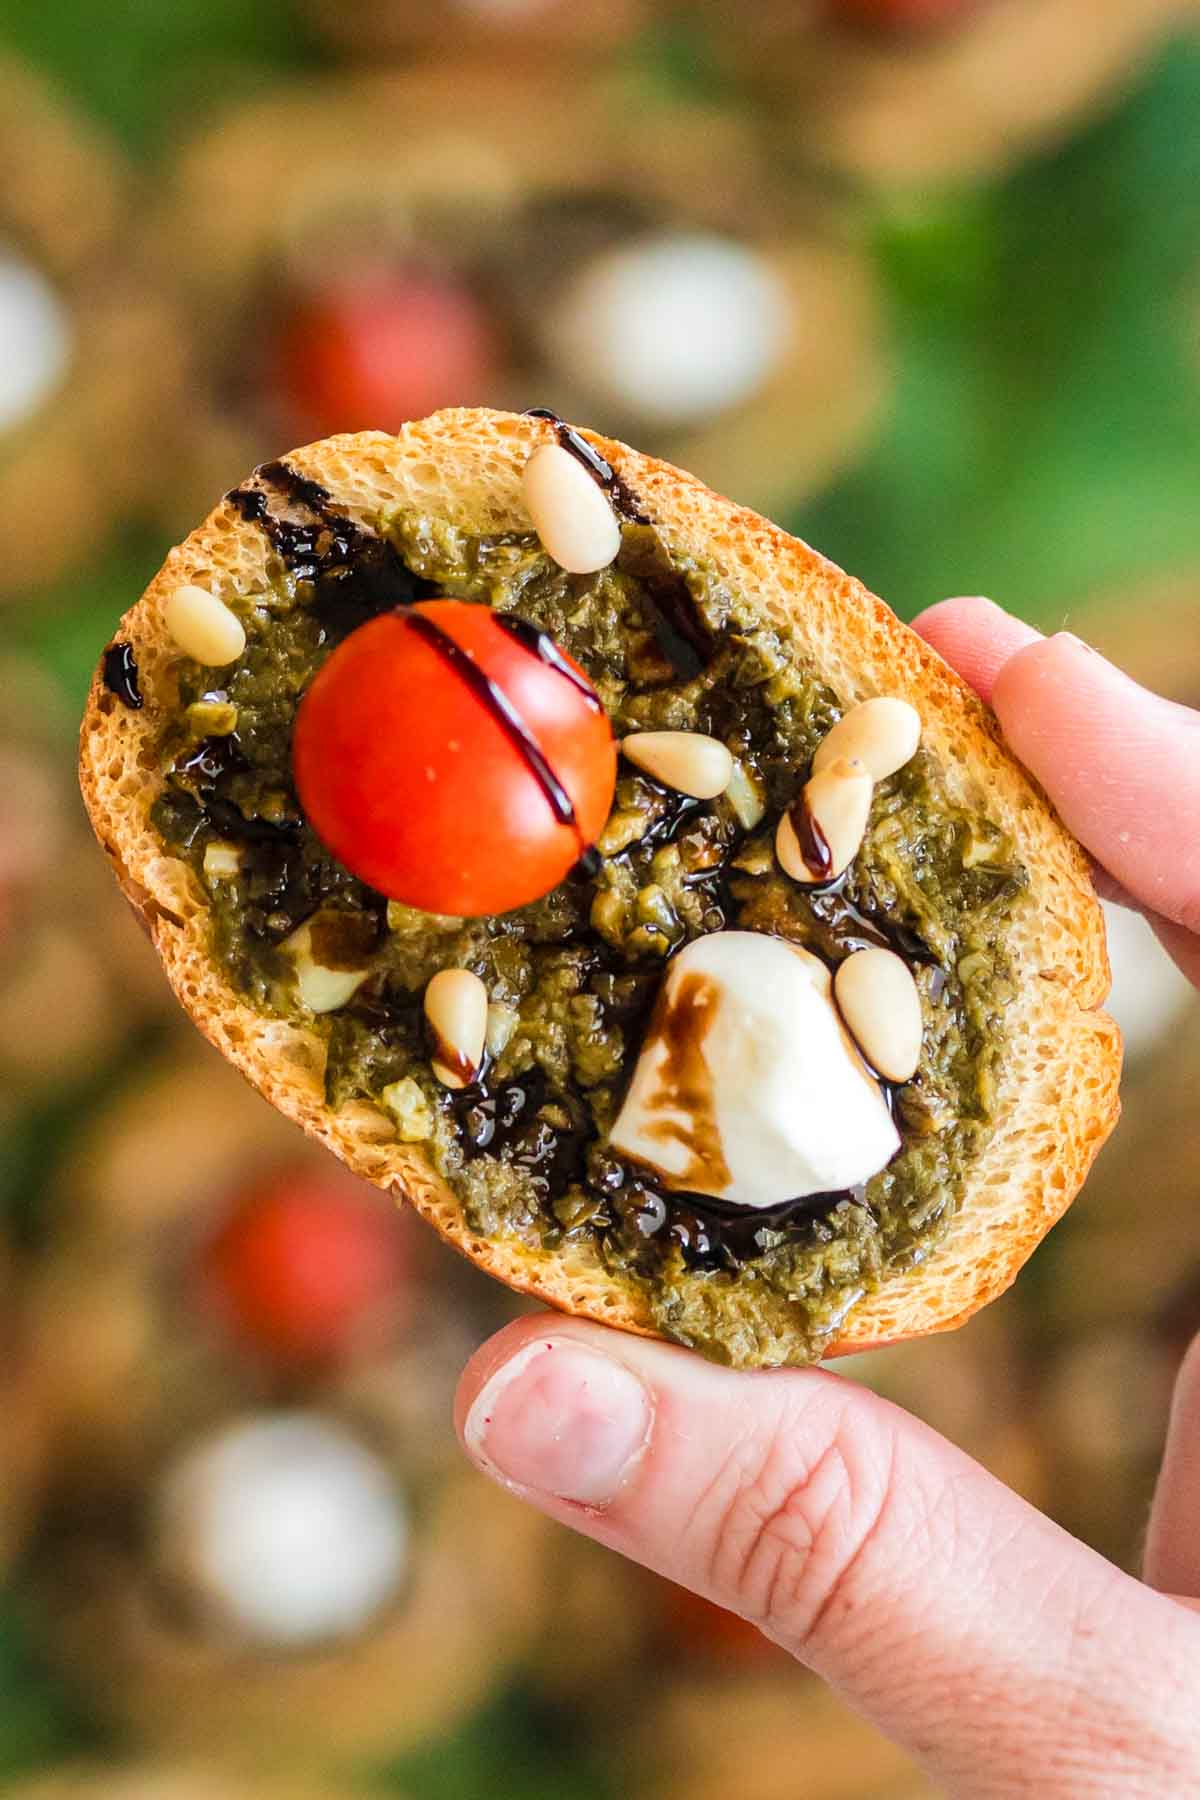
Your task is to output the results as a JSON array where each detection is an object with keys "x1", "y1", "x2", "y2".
[{"x1": 79, "y1": 408, "x2": 1121, "y2": 1362}]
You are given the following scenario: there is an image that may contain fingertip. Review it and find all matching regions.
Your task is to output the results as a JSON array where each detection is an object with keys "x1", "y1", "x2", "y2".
[
  {"x1": 989, "y1": 630, "x2": 1122, "y2": 742},
  {"x1": 991, "y1": 633, "x2": 1200, "y2": 926},
  {"x1": 911, "y1": 596, "x2": 1042, "y2": 705},
  {"x1": 911, "y1": 594, "x2": 1006, "y2": 637},
  {"x1": 990, "y1": 628, "x2": 1091, "y2": 707}
]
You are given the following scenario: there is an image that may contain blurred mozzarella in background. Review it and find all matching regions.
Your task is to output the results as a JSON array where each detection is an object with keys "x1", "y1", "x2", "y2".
[
  {"x1": 542, "y1": 234, "x2": 792, "y2": 429},
  {"x1": 152, "y1": 1413, "x2": 409, "y2": 1650},
  {"x1": 0, "y1": 250, "x2": 72, "y2": 435}
]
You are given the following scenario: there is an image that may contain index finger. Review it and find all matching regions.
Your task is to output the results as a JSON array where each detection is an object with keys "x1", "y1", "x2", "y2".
[{"x1": 914, "y1": 596, "x2": 1200, "y2": 936}]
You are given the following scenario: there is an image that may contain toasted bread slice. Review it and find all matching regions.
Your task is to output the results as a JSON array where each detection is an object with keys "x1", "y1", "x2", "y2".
[{"x1": 79, "y1": 407, "x2": 1121, "y2": 1362}]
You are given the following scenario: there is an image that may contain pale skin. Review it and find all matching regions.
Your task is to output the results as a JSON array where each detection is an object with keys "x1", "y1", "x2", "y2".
[{"x1": 454, "y1": 596, "x2": 1200, "y2": 1797}]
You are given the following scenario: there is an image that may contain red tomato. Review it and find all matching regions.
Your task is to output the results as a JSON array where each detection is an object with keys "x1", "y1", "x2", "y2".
[
  {"x1": 831, "y1": 0, "x2": 968, "y2": 26},
  {"x1": 197, "y1": 1167, "x2": 413, "y2": 1374},
  {"x1": 294, "y1": 600, "x2": 617, "y2": 916},
  {"x1": 267, "y1": 270, "x2": 498, "y2": 441}
]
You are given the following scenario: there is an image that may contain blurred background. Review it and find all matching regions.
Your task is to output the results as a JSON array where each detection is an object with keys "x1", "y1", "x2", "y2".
[{"x1": 0, "y1": 2, "x2": 1198, "y2": 1795}]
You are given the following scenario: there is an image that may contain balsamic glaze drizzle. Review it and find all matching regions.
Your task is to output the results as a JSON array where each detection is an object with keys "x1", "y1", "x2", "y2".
[
  {"x1": 256, "y1": 459, "x2": 334, "y2": 514},
  {"x1": 805, "y1": 883, "x2": 892, "y2": 955},
  {"x1": 524, "y1": 406, "x2": 650, "y2": 523},
  {"x1": 597, "y1": 1150, "x2": 873, "y2": 1274},
  {"x1": 102, "y1": 642, "x2": 143, "y2": 710},
  {"x1": 492, "y1": 613, "x2": 602, "y2": 711},
  {"x1": 789, "y1": 791, "x2": 834, "y2": 881},
  {"x1": 672, "y1": 1183, "x2": 871, "y2": 1271},
  {"x1": 397, "y1": 605, "x2": 585, "y2": 846},
  {"x1": 649, "y1": 590, "x2": 713, "y2": 678},
  {"x1": 225, "y1": 459, "x2": 404, "y2": 588},
  {"x1": 225, "y1": 486, "x2": 266, "y2": 524}
]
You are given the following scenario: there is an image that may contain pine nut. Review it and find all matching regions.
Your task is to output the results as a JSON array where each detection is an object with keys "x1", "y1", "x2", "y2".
[
  {"x1": 812, "y1": 697, "x2": 921, "y2": 782},
  {"x1": 775, "y1": 756, "x2": 873, "y2": 884},
  {"x1": 621, "y1": 730, "x2": 734, "y2": 799},
  {"x1": 424, "y1": 967, "x2": 488, "y2": 1089},
  {"x1": 294, "y1": 961, "x2": 368, "y2": 1014},
  {"x1": 835, "y1": 947, "x2": 923, "y2": 1083},
  {"x1": 283, "y1": 919, "x2": 369, "y2": 1014},
  {"x1": 521, "y1": 443, "x2": 621, "y2": 575},
  {"x1": 165, "y1": 584, "x2": 246, "y2": 666}
]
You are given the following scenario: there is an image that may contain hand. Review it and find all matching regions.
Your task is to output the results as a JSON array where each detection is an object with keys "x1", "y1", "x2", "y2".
[{"x1": 455, "y1": 598, "x2": 1200, "y2": 1797}]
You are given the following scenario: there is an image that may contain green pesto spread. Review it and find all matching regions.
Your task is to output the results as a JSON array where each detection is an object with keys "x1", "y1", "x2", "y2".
[{"x1": 149, "y1": 468, "x2": 1027, "y2": 1367}]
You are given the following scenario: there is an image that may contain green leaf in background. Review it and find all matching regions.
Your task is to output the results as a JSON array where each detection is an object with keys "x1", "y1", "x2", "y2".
[
  {"x1": 10, "y1": 533, "x2": 168, "y2": 721},
  {"x1": 798, "y1": 38, "x2": 1200, "y2": 628},
  {"x1": 376, "y1": 1687, "x2": 617, "y2": 1800},
  {"x1": 0, "y1": 1600, "x2": 106, "y2": 1784},
  {"x1": 9, "y1": 525, "x2": 170, "y2": 730},
  {"x1": 0, "y1": 0, "x2": 319, "y2": 151},
  {"x1": 0, "y1": 1023, "x2": 174, "y2": 1249}
]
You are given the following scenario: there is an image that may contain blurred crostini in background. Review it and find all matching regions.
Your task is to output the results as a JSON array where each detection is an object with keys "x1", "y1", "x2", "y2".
[
  {"x1": 0, "y1": 57, "x2": 183, "y2": 606},
  {"x1": 148, "y1": 63, "x2": 888, "y2": 524}
]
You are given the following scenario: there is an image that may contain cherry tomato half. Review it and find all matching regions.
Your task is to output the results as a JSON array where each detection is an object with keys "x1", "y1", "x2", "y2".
[
  {"x1": 294, "y1": 600, "x2": 617, "y2": 916},
  {"x1": 196, "y1": 1166, "x2": 413, "y2": 1374},
  {"x1": 267, "y1": 270, "x2": 498, "y2": 442}
]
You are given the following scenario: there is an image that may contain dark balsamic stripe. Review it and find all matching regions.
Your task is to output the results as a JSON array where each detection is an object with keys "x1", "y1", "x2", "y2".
[
  {"x1": 492, "y1": 612, "x2": 602, "y2": 711},
  {"x1": 257, "y1": 459, "x2": 333, "y2": 511},
  {"x1": 641, "y1": 573, "x2": 713, "y2": 675},
  {"x1": 397, "y1": 605, "x2": 583, "y2": 842},
  {"x1": 428, "y1": 1024, "x2": 482, "y2": 1088},
  {"x1": 609, "y1": 1177, "x2": 874, "y2": 1275},
  {"x1": 225, "y1": 485, "x2": 268, "y2": 524},
  {"x1": 102, "y1": 642, "x2": 143, "y2": 709},
  {"x1": 681, "y1": 1182, "x2": 871, "y2": 1231},
  {"x1": 788, "y1": 791, "x2": 834, "y2": 881},
  {"x1": 524, "y1": 405, "x2": 650, "y2": 523},
  {"x1": 225, "y1": 460, "x2": 389, "y2": 581}
]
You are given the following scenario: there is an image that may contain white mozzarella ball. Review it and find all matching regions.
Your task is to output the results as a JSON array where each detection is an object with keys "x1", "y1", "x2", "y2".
[
  {"x1": 152, "y1": 1412, "x2": 408, "y2": 1649},
  {"x1": 542, "y1": 234, "x2": 791, "y2": 428},
  {"x1": 610, "y1": 930, "x2": 899, "y2": 1208},
  {"x1": 0, "y1": 248, "x2": 72, "y2": 435}
]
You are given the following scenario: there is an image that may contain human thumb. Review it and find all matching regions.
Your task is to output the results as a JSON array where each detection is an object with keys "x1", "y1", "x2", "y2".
[{"x1": 456, "y1": 1315, "x2": 1200, "y2": 1797}]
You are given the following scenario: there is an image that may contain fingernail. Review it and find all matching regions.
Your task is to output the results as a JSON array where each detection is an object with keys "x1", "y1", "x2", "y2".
[
  {"x1": 1054, "y1": 630, "x2": 1099, "y2": 656},
  {"x1": 463, "y1": 1338, "x2": 652, "y2": 1508}
]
